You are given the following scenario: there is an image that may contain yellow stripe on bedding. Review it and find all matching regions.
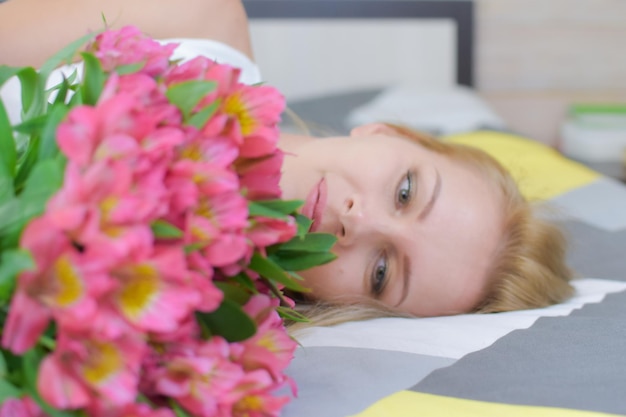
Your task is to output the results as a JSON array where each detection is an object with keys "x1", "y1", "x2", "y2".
[
  {"x1": 443, "y1": 131, "x2": 600, "y2": 201},
  {"x1": 352, "y1": 391, "x2": 621, "y2": 417}
]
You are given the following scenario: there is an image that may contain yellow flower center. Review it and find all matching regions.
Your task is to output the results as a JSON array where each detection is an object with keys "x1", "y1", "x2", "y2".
[
  {"x1": 53, "y1": 255, "x2": 84, "y2": 307},
  {"x1": 180, "y1": 143, "x2": 203, "y2": 162},
  {"x1": 257, "y1": 333, "x2": 279, "y2": 352},
  {"x1": 234, "y1": 395, "x2": 263, "y2": 415},
  {"x1": 100, "y1": 196, "x2": 118, "y2": 222},
  {"x1": 117, "y1": 264, "x2": 160, "y2": 320},
  {"x1": 82, "y1": 341, "x2": 122, "y2": 385},
  {"x1": 190, "y1": 225, "x2": 211, "y2": 242},
  {"x1": 224, "y1": 93, "x2": 255, "y2": 135},
  {"x1": 195, "y1": 198, "x2": 214, "y2": 220}
]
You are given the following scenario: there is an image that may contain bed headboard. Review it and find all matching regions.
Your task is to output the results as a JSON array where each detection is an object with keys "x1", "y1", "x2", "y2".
[{"x1": 243, "y1": 0, "x2": 474, "y2": 101}]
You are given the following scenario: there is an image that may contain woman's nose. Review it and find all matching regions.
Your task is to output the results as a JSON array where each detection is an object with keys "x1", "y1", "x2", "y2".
[{"x1": 338, "y1": 196, "x2": 387, "y2": 246}]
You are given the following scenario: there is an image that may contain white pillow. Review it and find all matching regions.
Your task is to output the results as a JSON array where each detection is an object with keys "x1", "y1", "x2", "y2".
[{"x1": 346, "y1": 85, "x2": 507, "y2": 136}]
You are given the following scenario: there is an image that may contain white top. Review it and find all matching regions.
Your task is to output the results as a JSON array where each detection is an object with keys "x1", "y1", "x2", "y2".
[
  {"x1": 161, "y1": 38, "x2": 262, "y2": 85},
  {"x1": 0, "y1": 38, "x2": 263, "y2": 125}
]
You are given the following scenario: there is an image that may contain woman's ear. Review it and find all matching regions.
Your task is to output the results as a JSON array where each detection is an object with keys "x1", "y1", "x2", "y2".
[{"x1": 350, "y1": 123, "x2": 397, "y2": 138}]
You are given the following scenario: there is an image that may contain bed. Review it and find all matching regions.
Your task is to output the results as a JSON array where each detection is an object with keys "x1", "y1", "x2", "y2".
[{"x1": 243, "y1": 1, "x2": 626, "y2": 416}]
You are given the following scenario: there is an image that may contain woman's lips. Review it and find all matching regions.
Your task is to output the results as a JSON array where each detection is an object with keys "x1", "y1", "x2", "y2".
[{"x1": 302, "y1": 178, "x2": 327, "y2": 232}]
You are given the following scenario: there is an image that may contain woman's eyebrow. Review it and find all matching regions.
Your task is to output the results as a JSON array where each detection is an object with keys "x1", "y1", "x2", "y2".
[
  {"x1": 395, "y1": 254, "x2": 411, "y2": 307},
  {"x1": 418, "y1": 169, "x2": 441, "y2": 221}
]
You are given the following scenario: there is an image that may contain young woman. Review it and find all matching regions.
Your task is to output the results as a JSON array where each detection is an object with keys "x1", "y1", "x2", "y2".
[{"x1": 0, "y1": 0, "x2": 574, "y2": 322}]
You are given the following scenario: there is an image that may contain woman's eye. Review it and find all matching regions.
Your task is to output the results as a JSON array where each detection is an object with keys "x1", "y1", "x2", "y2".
[
  {"x1": 396, "y1": 171, "x2": 413, "y2": 206},
  {"x1": 371, "y1": 254, "x2": 388, "y2": 296}
]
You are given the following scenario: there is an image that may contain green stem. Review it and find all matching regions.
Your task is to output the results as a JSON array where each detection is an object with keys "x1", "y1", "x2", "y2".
[{"x1": 38, "y1": 335, "x2": 55, "y2": 350}]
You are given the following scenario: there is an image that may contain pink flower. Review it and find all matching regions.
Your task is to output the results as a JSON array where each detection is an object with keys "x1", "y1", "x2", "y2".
[
  {"x1": 168, "y1": 162, "x2": 239, "y2": 215},
  {"x1": 230, "y1": 387, "x2": 290, "y2": 417},
  {"x1": 1, "y1": 218, "x2": 111, "y2": 354},
  {"x1": 247, "y1": 216, "x2": 297, "y2": 251},
  {"x1": 183, "y1": 190, "x2": 250, "y2": 268},
  {"x1": 165, "y1": 56, "x2": 239, "y2": 101},
  {"x1": 218, "y1": 370, "x2": 289, "y2": 417},
  {"x1": 177, "y1": 133, "x2": 239, "y2": 169},
  {"x1": 115, "y1": 404, "x2": 176, "y2": 417},
  {"x1": 38, "y1": 331, "x2": 145, "y2": 409},
  {"x1": 108, "y1": 246, "x2": 205, "y2": 332},
  {"x1": 0, "y1": 397, "x2": 46, "y2": 417},
  {"x1": 47, "y1": 160, "x2": 161, "y2": 268},
  {"x1": 231, "y1": 296, "x2": 297, "y2": 380},
  {"x1": 222, "y1": 84, "x2": 284, "y2": 158},
  {"x1": 203, "y1": 232, "x2": 249, "y2": 268},
  {"x1": 57, "y1": 77, "x2": 183, "y2": 169},
  {"x1": 236, "y1": 151, "x2": 284, "y2": 200},
  {"x1": 89, "y1": 26, "x2": 177, "y2": 76},
  {"x1": 151, "y1": 338, "x2": 244, "y2": 417}
]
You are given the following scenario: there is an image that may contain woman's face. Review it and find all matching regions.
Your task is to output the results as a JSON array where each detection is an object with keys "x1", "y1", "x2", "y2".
[{"x1": 279, "y1": 125, "x2": 504, "y2": 317}]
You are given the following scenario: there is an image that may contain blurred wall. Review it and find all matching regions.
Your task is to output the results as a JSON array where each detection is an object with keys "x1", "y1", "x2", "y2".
[{"x1": 475, "y1": 0, "x2": 626, "y2": 145}]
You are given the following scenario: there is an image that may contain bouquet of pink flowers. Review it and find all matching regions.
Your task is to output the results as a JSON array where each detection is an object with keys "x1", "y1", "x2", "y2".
[{"x1": 0, "y1": 27, "x2": 335, "y2": 417}]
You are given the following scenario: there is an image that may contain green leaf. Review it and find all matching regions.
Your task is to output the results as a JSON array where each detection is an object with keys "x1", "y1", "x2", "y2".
[
  {"x1": 183, "y1": 242, "x2": 206, "y2": 254},
  {"x1": 231, "y1": 272, "x2": 257, "y2": 292},
  {"x1": 13, "y1": 136, "x2": 40, "y2": 194},
  {"x1": 39, "y1": 32, "x2": 98, "y2": 79},
  {"x1": 214, "y1": 281, "x2": 251, "y2": 305},
  {"x1": 0, "y1": 198, "x2": 20, "y2": 238},
  {"x1": 188, "y1": 100, "x2": 220, "y2": 130},
  {"x1": 276, "y1": 306, "x2": 310, "y2": 323},
  {"x1": 0, "y1": 160, "x2": 61, "y2": 248},
  {"x1": 50, "y1": 74, "x2": 74, "y2": 106},
  {"x1": 13, "y1": 114, "x2": 48, "y2": 135},
  {"x1": 15, "y1": 68, "x2": 41, "y2": 118},
  {"x1": 115, "y1": 62, "x2": 145, "y2": 75},
  {"x1": 20, "y1": 158, "x2": 64, "y2": 200},
  {"x1": 38, "y1": 104, "x2": 68, "y2": 160},
  {"x1": 0, "y1": 66, "x2": 21, "y2": 88},
  {"x1": 166, "y1": 80, "x2": 217, "y2": 119},
  {"x1": 295, "y1": 213, "x2": 313, "y2": 237},
  {"x1": 0, "y1": 350, "x2": 6, "y2": 375},
  {"x1": 79, "y1": 52, "x2": 106, "y2": 106},
  {"x1": 249, "y1": 252, "x2": 308, "y2": 292},
  {"x1": 151, "y1": 219, "x2": 184, "y2": 239},
  {"x1": 278, "y1": 233, "x2": 336, "y2": 253},
  {"x1": 270, "y1": 251, "x2": 337, "y2": 272},
  {"x1": 0, "y1": 100, "x2": 16, "y2": 187},
  {"x1": 170, "y1": 400, "x2": 193, "y2": 417},
  {"x1": 0, "y1": 249, "x2": 35, "y2": 305},
  {"x1": 247, "y1": 201, "x2": 293, "y2": 220},
  {"x1": 195, "y1": 299, "x2": 256, "y2": 342},
  {"x1": 250, "y1": 199, "x2": 303, "y2": 216},
  {"x1": 21, "y1": 348, "x2": 41, "y2": 392},
  {"x1": 0, "y1": 378, "x2": 21, "y2": 403}
]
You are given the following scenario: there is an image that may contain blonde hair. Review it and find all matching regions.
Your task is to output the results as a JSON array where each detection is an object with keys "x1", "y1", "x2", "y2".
[{"x1": 290, "y1": 125, "x2": 574, "y2": 329}]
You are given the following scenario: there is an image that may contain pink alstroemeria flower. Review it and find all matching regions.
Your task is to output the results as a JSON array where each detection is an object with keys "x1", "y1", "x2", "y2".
[
  {"x1": 108, "y1": 246, "x2": 202, "y2": 332},
  {"x1": 1, "y1": 218, "x2": 111, "y2": 354},
  {"x1": 232, "y1": 295, "x2": 297, "y2": 380},
  {"x1": 236, "y1": 151, "x2": 284, "y2": 200},
  {"x1": 152, "y1": 338, "x2": 244, "y2": 417},
  {"x1": 38, "y1": 331, "x2": 145, "y2": 409},
  {"x1": 247, "y1": 216, "x2": 297, "y2": 251},
  {"x1": 164, "y1": 56, "x2": 239, "y2": 104},
  {"x1": 0, "y1": 397, "x2": 46, "y2": 417},
  {"x1": 47, "y1": 161, "x2": 159, "y2": 268},
  {"x1": 89, "y1": 25, "x2": 177, "y2": 76},
  {"x1": 230, "y1": 386, "x2": 290, "y2": 417},
  {"x1": 217, "y1": 369, "x2": 289, "y2": 417},
  {"x1": 222, "y1": 84, "x2": 285, "y2": 158},
  {"x1": 115, "y1": 404, "x2": 176, "y2": 417}
]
